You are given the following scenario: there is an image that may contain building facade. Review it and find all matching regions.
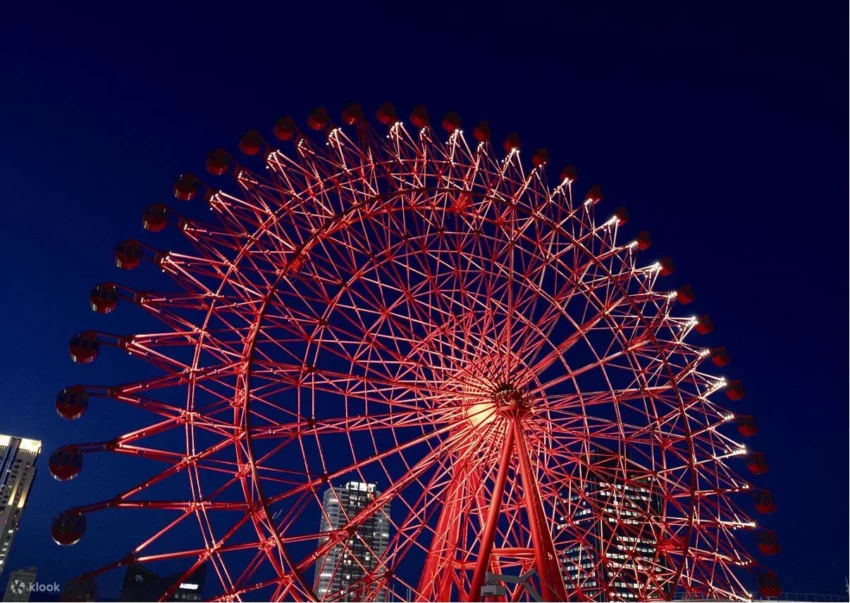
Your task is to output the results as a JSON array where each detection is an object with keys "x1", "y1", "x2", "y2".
[
  {"x1": 314, "y1": 482, "x2": 391, "y2": 602},
  {"x1": 557, "y1": 452, "x2": 666, "y2": 601},
  {"x1": 2, "y1": 567, "x2": 36, "y2": 602},
  {"x1": 0, "y1": 436, "x2": 41, "y2": 581}
]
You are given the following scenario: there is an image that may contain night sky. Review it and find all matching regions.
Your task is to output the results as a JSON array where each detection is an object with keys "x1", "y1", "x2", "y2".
[{"x1": 1, "y1": 0, "x2": 847, "y2": 599}]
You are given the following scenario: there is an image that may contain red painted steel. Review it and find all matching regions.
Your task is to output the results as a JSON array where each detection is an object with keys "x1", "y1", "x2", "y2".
[{"x1": 53, "y1": 106, "x2": 776, "y2": 602}]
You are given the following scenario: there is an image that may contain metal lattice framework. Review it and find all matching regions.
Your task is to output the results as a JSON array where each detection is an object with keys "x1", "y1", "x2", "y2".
[{"x1": 54, "y1": 104, "x2": 777, "y2": 602}]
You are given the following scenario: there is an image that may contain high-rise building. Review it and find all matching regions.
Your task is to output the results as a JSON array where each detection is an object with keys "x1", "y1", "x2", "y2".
[
  {"x1": 2, "y1": 567, "x2": 36, "y2": 602},
  {"x1": 119, "y1": 563, "x2": 206, "y2": 602},
  {"x1": 557, "y1": 452, "x2": 665, "y2": 601},
  {"x1": 0, "y1": 436, "x2": 41, "y2": 580},
  {"x1": 314, "y1": 482, "x2": 391, "y2": 602}
]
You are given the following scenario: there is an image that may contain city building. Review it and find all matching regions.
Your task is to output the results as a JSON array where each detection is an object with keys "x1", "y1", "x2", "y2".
[
  {"x1": 314, "y1": 482, "x2": 391, "y2": 602},
  {"x1": 0, "y1": 436, "x2": 41, "y2": 580},
  {"x1": 557, "y1": 451, "x2": 666, "y2": 600},
  {"x1": 2, "y1": 567, "x2": 36, "y2": 602},
  {"x1": 119, "y1": 563, "x2": 205, "y2": 602}
]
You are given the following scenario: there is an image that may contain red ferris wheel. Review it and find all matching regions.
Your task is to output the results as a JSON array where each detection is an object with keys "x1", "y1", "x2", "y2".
[{"x1": 52, "y1": 103, "x2": 779, "y2": 602}]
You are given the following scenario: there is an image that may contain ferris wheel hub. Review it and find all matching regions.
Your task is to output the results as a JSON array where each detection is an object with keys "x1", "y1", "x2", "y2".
[{"x1": 493, "y1": 383, "x2": 532, "y2": 415}]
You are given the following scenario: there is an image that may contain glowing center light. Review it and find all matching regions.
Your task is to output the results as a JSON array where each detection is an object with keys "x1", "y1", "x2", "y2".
[{"x1": 464, "y1": 401, "x2": 497, "y2": 428}]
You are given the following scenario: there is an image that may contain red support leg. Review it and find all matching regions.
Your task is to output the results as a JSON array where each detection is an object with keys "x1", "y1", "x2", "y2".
[
  {"x1": 418, "y1": 462, "x2": 468, "y2": 601},
  {"x1": 513, "y1": 419, "x2": 568, "y2": 602},
  {"x1": 439, "y1": 465, "x2": 485, "y2": 601},
  {"x1": 468, "y1": 424, "x2": 516, "y2": 601}
]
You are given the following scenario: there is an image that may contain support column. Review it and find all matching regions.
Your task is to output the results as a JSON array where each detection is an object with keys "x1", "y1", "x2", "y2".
[
  {"x1": 468, "y1": 424, "x2": 515, "y2": 601},
  {"x1": 418, "y1": 462, "x2": 468, "y2": 601},
  {"x1": 513, "y1": 419, "x2": 568, "y2": 602}
]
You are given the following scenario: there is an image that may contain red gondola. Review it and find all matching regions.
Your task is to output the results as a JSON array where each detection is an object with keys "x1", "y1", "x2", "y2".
[
  {"x1": 49, "y1": 446, "x2": 83, "y2": 481},
  {"x1": 755, "y1": 530, "x2": 781, "y2": 556},
  {"x1": 51, "y1": 511, "x2": 87, "y2": 546},
  {"x1": 69, "y1": 331, "x2": 100, "y2": 364},
  {"x1": 503, "y1": 133, "x2": 521, "y2": 152},
  {"x1": 726, "y1": 379, "x2": 745, "y2": 401},
  {"x1": 473, "y1": 120, "x2": 490, "y2": 142},
  {"x1": 205, "y1": 149, "x2": 229, "y2": 175},
  {"x1": 273, "y1": 116, "x2": 297, "y2": 141},
  {"x1": 307, "y1": 107, "x2": 330, "y2": 131},
  {"x1": 710, "y1": 346, "x2": 731, "y2": 367},
  {"x1": 409, "y1": 105, "x2": 429, "y2": 128},
  {"x1": 89, "y1": 283, "x2": 119, "y2": 314},
  {"x1": 56, "y1": 386, "x2": 89, "y2": 420},
  {"x1": 676, "y1": 284, "x2": 696, "y2": 304},
  {"x1": 376, "y1": 102, "x2": 397, "y2": 125},
  {"x1": 532, "y1": 148, "x2": 549, "y2": 168},
  {"x1": 758, "y1": 573, "x2": 781, "y2": 598},
  {"x1": 659, "y1": 256, "x2": 675, "y2": 276},
  {"x1": 142, "y1": 203, "x2": 168, "y2": 232},
  {"x1": 753, "y1": 490, "x2": 776, "y2": 514},
  {"x1": 736, "y1": 414, "x2": 758, "y2": 437},
  {"x1": 614, "y1": 206, "x2": 629, "y2": 226},
  {"x1": 238, "y1": 130, "x2": 263, "y2": 156},
  {"x1": 695, "y1": 314, "x2": 714, "y2": 334},
  {"x1": 561, "y1": 165, "x2": 578, "y2": 183},
  {"x1": 442, "y1": 111, "x2": 461, "y2": 133},
  {"x1": 746, "y1": 451, "x2": 768, "y2": 475},
  {"x1": 586, "y1": 184, "x2": 603, "y2": 204},
  {"x1": 114, "y1": 240, "x2": 142, "y2": 270},
  {"x1": 172, "y1": 173, "x2": 198, "y2": 201},
  {"x1": 56, "y1": 385, "x2": 89, "y2": 421},
  {"x1": 341, "y1": 103, "x2": 363, "y2": 126},
  {"x1": 636, "y1": 231, "x2": 652, "y2": 251}
]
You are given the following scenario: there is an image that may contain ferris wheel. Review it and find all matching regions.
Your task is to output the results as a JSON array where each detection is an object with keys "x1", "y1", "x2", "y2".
[{"x1": 52, "y1": 103, "x2": 780, "y2": 602}]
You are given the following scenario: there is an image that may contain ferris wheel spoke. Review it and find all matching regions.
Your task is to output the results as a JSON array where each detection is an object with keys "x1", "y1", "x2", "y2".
[
  {"x1": 542, "y1": 385, "x2": 672, "y2": 413},
  {"x1": 334, "y1": 262, "x2": 498, "y2": 390},
  {"x1": 371, "y1": 250, "x2": 493, "y2": 384},
  {"x1": 134, "y1": 538, "x2": 273, "y2": 568},
  {"x1": 532, "y1": 347, "x2": 639, "y2": 395},
  {"x1": 493, "y1": 232, "x2": 612, "y2": 370},
  {"x1": 428, "y1": 249, "x2": 511, "y2": 386},
  {"x1": 482, "y1": 229, "x2": 522, "y2": 383},
  {"x1": 423, "y1": 249, "x2": 502, "y2": 380},
  {"x1": 258, "y1": 283, "x2": 484, "y2": 399},
  {"x1": 344, "y1": 447, "x2": 477, "y2": 600},
  {"x1": 500, "y1": 218, "x2": 576, "y2": 357},
  {"x1": 116, "y1": 361, "x2": 243, "y2": 401},
  {"x1": 286, "y1": 424, "x2": 483, "y2": 580},
  {"x1": 249, "y1": 360, "x2": 472, "y2": 412},
  {"x1": 519, "y1": 305, "x2": 619, "y2": 390},
  {"x1": 68, "y1": 433, "x2": 249, "y2": 515},
  {"x1": 265, "y1": 419, "x2": 473, "y2": 511},
  {"x1": 248, "y1": 405, "x2": 465, "y2": 444}
]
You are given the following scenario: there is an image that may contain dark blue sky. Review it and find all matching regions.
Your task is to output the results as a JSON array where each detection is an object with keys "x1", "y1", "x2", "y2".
[{"x1": 1, "y1": 0, "x2": 847, "y2": 599}]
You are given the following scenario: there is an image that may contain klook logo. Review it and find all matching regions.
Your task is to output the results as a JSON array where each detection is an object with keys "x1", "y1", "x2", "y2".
[{"x1": 8, "y1": 580, "x2": 59, "y2": 595}]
